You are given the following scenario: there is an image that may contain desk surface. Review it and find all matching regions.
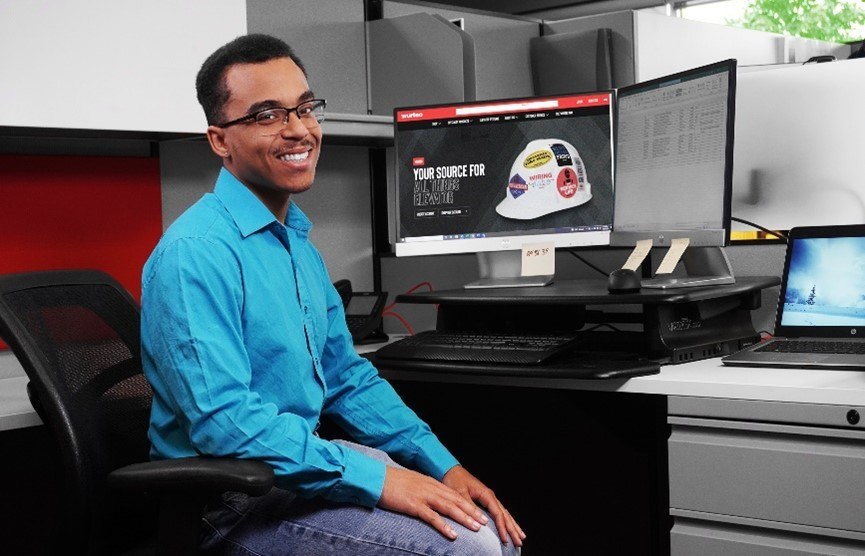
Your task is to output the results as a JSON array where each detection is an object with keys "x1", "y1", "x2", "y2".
[
  {"x1": 0, "y1": 376, "x2": 40, "y2": 431},
  {"x1": 4, "y1": 346, "x2": 865, "y2": 431},
  {"x1": 375, "y1": 356, "x2": 865, "y2": 406}
]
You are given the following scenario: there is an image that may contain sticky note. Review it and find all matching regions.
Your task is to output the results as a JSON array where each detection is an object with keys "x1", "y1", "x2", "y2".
[
  {"x1": 622, "y1": 239, "x2": 653, "y2": 271},
  {"x1": 655, "y1": 238, "x2": 690, "y2": 275},
  {"x1": 522, "y1": 242, "x2": 555, "y2": 276}
]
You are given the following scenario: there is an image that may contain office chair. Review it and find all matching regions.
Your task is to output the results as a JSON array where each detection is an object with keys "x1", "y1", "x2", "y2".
[{"x1": 0, "y1": 270, "x2": 274, "y2": 555}]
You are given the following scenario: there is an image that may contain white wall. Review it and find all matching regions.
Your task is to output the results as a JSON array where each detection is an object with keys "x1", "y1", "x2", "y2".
[{"x1": 0, "y1": 0, "x2": 246, "y2": 133}]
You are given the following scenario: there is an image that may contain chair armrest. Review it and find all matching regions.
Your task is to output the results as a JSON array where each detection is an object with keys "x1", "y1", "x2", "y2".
[{"x1": 107, "y1": 457, "x2": 273, "y2": 497}]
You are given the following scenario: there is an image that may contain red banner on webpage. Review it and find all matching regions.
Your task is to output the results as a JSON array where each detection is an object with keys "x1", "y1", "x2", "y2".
[{"x1": 396, "y1": 94, "x2": 611, "y2": 123}]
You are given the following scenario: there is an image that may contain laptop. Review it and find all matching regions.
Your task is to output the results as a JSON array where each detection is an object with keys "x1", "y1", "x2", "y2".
[{"x1": 723, "y1": 225, "x2": 865, "y2": 370}]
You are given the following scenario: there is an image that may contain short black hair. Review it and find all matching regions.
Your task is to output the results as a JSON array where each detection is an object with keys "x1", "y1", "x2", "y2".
[{"x1": 196, "y1": 34, "x2": 307, "y2": 125}]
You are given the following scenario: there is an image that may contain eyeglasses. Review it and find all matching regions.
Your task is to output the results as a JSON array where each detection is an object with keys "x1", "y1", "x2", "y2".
[{"x1": 216, "y1": 98, "x2": 327, "y2": 131}]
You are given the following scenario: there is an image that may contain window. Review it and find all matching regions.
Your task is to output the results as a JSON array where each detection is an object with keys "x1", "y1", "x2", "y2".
[{"x1": 676, "y1": 0, "x2": 865, "y2": 43}]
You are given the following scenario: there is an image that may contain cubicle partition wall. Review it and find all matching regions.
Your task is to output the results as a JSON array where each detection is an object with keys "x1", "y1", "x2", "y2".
[
  {"x1": 543, "y1": 10, "x2": 852, "y2": 86},
  {"x1": 376, "y1": 1, "x2": 539, "y2": 107},
  {"x1": 732, "y1": 59, "x2": 865, "y2": 232}
]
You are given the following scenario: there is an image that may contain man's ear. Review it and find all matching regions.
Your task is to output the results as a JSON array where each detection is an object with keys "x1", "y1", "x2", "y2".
[{"x1": 206, "y1": 126, "x2": 230, "y2": 159}]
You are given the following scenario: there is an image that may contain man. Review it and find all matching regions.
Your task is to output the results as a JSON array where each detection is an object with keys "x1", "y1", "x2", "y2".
[{"x1": 141, "y1": 33, "x2": 524, "y2": 555}]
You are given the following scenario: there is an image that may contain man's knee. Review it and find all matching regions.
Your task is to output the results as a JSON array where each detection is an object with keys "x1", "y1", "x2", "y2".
[{"x1": 454, "y1": 523, "x2": 518, "y2": 556}]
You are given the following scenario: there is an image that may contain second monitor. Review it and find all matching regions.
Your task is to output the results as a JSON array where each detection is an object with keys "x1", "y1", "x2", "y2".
[
  {"x1": 612, "y1": 59, "x2": 737, "y2": 288},
  {"x1": 393, "y1": 92, "x2": 615, "y2": 288}
]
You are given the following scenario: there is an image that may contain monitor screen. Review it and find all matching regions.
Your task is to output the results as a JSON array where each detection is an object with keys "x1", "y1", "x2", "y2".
[
  {"x1": 611, "y1": 59, "x2": 736, "y2": 247},
  {"x1": 393, "y1": 92, "x2": 615, "y2": 256},
  {"x1": 780, "y1": 236, "x2": 865, "y2": 327}
]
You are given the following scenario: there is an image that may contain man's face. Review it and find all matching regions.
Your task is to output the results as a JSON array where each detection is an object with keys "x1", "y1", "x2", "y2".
[{"x1": 208, "y1": 57, "x2": 322, "y2": 198}]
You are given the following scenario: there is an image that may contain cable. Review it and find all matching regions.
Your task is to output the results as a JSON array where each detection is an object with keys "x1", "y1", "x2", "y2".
[
  {"x1": 381, "y1": 281, "x2": 433, "y2": 335},
  {"x1": 566, "y1": 250, "x2": 610, "y2": 277},
  {"x1": 731, "y1": 217, "x2": 788, "y2": 243},
  {"x1": 383, "y1": 310, "x2": 415, "y2": 336},
  {"x1": 405, "y1": 281, "x2": 434, "y2": 294}
]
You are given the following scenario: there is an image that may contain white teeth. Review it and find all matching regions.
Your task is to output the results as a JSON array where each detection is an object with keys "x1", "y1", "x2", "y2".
[{"x1": 279, "y1": 151, "x2": 309, "y2": 162}]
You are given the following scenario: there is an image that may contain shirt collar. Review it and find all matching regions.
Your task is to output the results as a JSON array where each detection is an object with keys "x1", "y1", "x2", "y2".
[{"x1": 213, "y1": 167, "x2": 312, "y2": 238}]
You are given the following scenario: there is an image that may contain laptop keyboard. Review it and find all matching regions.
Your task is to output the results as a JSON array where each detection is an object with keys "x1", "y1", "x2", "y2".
[{"x1": 755, "y1": 340, "x2": 865, "y2": 355}]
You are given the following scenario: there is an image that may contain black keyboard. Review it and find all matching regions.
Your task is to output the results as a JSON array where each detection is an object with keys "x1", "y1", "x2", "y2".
[
  {"x1": 755, "y1": 340, "x2": 865, "y2": 354},
  {"x1": 375, "y1": 330, "x2": 582, "y2": 365}
]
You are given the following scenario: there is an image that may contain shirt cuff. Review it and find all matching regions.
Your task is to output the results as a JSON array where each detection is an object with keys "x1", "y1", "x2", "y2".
[
  {"x1": 413, "y1": 436, "x2": 460, "y2": 481},
  {"x1": 331, "y1": 446, "x2": 387, "y2": 507}
]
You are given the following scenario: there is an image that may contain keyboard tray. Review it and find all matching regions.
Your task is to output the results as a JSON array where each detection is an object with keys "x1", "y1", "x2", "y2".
[
  {"x1": 370, "y1": 349, "x2": 660, "y2": 380},
  {"x1": 374, "y1": 330, "x2": 582, "y2": 365}
]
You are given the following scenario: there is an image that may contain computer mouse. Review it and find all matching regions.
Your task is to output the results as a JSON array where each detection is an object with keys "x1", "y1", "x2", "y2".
[{"x1": 607, "y1": 268, "x2": 642, "y2": 293}]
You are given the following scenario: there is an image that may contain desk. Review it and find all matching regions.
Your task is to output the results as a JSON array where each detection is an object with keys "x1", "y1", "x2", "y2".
[
  {"x1": 5, "y1": 354, "x2": 865, "y2": 554},
  {"x1": 374, "y1": 353, "x2": 865, "y2": 555}
]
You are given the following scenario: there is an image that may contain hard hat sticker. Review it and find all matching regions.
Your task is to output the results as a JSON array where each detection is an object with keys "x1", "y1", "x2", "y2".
[
  {"x1": 523, "y1": 150, "x2": 553, "y2": 169},
  {"x1": 550, "y1": 143, "x2": 573, "y2": 167},
  {"x1": 508, "y1": 174, "x2": 528, "y2": 198},
  {"x1": 557, "y1": 168, "x2": 578, "y2": 198},
  {"x1": 527, "y1": 172, "x2": 554, "y2": 189}
]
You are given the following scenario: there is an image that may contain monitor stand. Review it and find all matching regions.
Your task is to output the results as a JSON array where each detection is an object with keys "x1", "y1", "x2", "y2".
[
  {"x1": 464, "y1": 251, "x2": 553, "y2": 289},
  {"x1": 641, "y1": 246, "x2": 736, "y2": 289}
]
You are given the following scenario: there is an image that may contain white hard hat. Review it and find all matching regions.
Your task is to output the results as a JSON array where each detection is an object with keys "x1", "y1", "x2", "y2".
[{"x1": 495, "y1": 139, "x2": 592, "y2": 220}]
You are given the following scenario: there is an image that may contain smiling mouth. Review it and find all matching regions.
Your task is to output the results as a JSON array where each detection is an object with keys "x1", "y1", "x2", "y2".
[{"x1": 278, "y1": 151, "x2": 310, "y2": 162}]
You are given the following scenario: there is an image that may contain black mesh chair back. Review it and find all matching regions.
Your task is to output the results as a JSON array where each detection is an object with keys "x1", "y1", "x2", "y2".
[{"x1": 0, "y1": 270, "x2": 156, "y2": 554}]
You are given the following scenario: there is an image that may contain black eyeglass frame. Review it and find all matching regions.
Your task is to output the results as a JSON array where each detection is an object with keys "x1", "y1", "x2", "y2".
[{"x1": 215, "y1": 98, "x2": 327, "y2": 128}]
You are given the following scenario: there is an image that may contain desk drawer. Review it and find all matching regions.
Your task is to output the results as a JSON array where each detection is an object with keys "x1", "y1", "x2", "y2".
[
  {"x1": 672, "y1": 516, "x2": 865, "y2": 555},
  {"x1": 669, "y1": 417, "x2": 865, "y2": 533}
]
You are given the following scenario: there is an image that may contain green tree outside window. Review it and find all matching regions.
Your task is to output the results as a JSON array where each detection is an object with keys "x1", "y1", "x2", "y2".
[{"x1": 730, "y1": 0, "x2": 865, "y2": 42}]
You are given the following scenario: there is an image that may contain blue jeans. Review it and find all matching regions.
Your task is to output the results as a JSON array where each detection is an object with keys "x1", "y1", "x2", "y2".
[{"x1": 201, "y1": 440, "x2": 520, "y2": 555}]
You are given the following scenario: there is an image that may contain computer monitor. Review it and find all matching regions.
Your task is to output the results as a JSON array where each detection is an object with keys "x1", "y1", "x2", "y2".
[
  {"x1": 393, "y1": 92, "x2": 615, "y2": 288},
  {"x1": 611, "y1": 59, "x2": 737, "y2": 287}
]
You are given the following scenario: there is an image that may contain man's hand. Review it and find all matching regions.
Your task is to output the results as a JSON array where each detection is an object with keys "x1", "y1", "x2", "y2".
[
  {"x1": 378, "y1": 466, "x2": 490, "y2": 540},
  {"x1": 443, "y1": 465, "x2": 525, "y2": 547}
]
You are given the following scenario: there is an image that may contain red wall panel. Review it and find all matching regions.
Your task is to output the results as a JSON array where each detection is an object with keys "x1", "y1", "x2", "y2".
[{"x1": 0, "y1": 154, "x2": 164, "y2": 348}]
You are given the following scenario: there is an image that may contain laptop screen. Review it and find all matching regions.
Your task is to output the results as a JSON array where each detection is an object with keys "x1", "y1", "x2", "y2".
[{"x1": 780, "y1": 236, "x2": 865, "y2": 327}]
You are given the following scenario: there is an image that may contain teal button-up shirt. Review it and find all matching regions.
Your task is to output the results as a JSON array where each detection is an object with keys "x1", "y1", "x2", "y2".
[{"x1": 142, "y1": 168, "x2": 458, "y2": 507}]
